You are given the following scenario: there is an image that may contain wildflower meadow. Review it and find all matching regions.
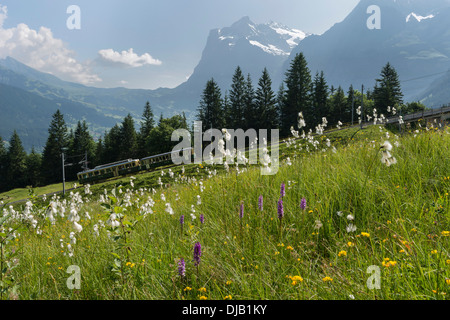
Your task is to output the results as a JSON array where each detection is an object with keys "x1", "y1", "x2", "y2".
[{"x1": 0, "y1": 117, "x2": 449, "y2": 301}]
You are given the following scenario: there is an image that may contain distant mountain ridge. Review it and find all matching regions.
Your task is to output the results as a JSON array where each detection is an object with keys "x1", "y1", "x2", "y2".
[
  {"x1": 0, "y1": 17, "x2": 307, "y2": 151},
  {"x1": 284, "y1": 0, "x2": 450, "y2": 104},
  {"x1": 2, "y1": 2, "x2": 450, "y2": 152}
]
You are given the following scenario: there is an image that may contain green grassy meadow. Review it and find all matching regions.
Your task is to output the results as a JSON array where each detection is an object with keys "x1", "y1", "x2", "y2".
[{"x1": 1, "y1": 123, "x2": 449, "y2": 300}]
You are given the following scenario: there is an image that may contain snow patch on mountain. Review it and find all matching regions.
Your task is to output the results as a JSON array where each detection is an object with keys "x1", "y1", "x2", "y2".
[
  {"x1": 215, "y1": 17, "x2": 309, "y2": 57},
  {"x1": 406, "y1": 12, "x2": 435, "y2": 22},
  {"x1": 249, "y1": 40, "x2": 289, "y2": 56},
  {"x1": 268, "y1": 22, "x2": 309, "y2": 48}
]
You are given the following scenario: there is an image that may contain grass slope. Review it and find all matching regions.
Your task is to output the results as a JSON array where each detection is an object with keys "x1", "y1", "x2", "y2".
[{"x1": 1, "y1": 124, "x2": 449, "y2": 300}]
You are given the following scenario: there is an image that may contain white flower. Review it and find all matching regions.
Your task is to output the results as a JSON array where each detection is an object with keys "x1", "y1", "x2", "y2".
[
  {"x1": 106, "y1": 213, "x2": 120, "y2": 228},
  {"x1": 314, "y1": 220, "x2": 323, "y2": 230},
  {"x1": 346, "y1": 223, "x2": 357, "y2": 233},
  {"x1": 336, "y1": 211, "x2": 343, "y2": 217},
  {"x1": 197, "y1": 195, "x2": 201, "y2": 205},
  {"x1": 381, "y1": 141, "x2": 393, "y2": 151},
  {"x1": 73, "y1": 221, "x2": 83, "y2": 233},
  {"x1": 346, "y1": 214, "x2": 354, "y2": 221},
  {"x1": 69, "y1": 232, "x2": 77, "y2": 244},
  {"x1": 93, "y1": 224, "x2": 99, "y2": 237},
  {"x1": 165, "y1": 203, "x2": 174, "y2": 215},
  {"x1": 222, "y1": 129, "x2": 231, "y2": 141}
]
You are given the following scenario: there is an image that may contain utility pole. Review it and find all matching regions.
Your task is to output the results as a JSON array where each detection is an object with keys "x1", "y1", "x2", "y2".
[
  {"x1": 351, "y1": 93, "x2": 355, "y2": 126},
  {"x1": 61, "y1": 152, "x2": 73, "y2": 196},
  {"x1": 62, "y1": 152, "x2": 65, "y2": 196},
  {"x1": 360, "y1": 84, "x2": 365, "y2": 130}
]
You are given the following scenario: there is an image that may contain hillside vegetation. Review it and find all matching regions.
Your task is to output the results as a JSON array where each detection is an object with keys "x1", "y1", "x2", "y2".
[{"x1": 0, "y1": 123, "x2": 449, "y2": 300}]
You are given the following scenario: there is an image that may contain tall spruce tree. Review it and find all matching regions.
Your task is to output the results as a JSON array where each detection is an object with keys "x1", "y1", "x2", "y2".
[
  {"x1": 5, "y1": 131, "x2": 27, "y2": 189},
  {"x1": 312, "y1": 71, "x2": 329, "y2": 125},
  {"x1": 346, "y1": 85, "x2": 356, "y2": 124},
  {"x1": 197, "y1": 78, "x2": 224, "y2": 132},
  {"x1": 69, "y1": 120, "x2": 96, "y2": 176},
  {"x1": 229, "y1": 66, "x2": 246, "y2": 129},
  {"x1": 329, "y1": 86, "x2": 347, "y2": 125},
  {"x1": 102, "y1": 125, "x2": 121, "y2": 163},
  {"x1": 255, "y1": 68, "x2": 278, "y2": 130},
  {"x1": 119, "y1": 114, "x2": 138, "y2": 159},
  {"x1": 25, "y1": 147, "x2": 42, "y2": 188},
  {"x1": 42, "y1": 110, "x2": 69, "y2": 184},
  {"x1": 276, "y1": 83, "x2": 286, "y2": 128},
  {"x1": 373, "y1": 62, "x2": 403, "y2": 115},
  {"x1": 0, "y1": 136, "x2": 6, "y2": 191},
  {"x1": 138, "y1": 101, "x2": 156, "y2": 158},
  {"x1": 243, "y1": 73, "x2": 256, "y2": 130},
  {"x1": 281, "y1": 53, "x2": 313, "y2": 136}
]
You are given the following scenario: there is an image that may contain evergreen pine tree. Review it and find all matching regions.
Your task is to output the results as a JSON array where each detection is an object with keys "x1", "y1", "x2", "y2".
[
  {"x1": 69, "y1": 121, "x2": 96, "y2": 176},
  {"x1": 373, "y1": 62, "x2": 403, "y2": 115},
  {"x1": 197, "y1": 78, "x2": 224, "y2": 132},
  {"x1": 255, "y1": 68, "x2": 278, "y2": 129},
  {"x1": 5, "y1": 130, "x2": 27, "y2": 189},
  {"x1": 276, "y1": 83, "x2": 286, "y2": 128},
  {"x1": 25, "y1": 147, "x2": 42, "y2": 188},
  {"x1": 223, "y1": 91, "x2": 232, "y2": 129},
  {"x1": 229, "y1": 66, "x2": 246, "y2": 129},
  {"x1": 243, "y1": 73, "x2": 256, "y2": 130},
  {"x1": 329, "y1": 86, "x2": 347, "y2": 125},
  {"x1": 346, "y1": 85, "x2": 356, "y2": 124},
  {"x1": 281, "y1": 53, "x2": 313, "y2": 136},
  {"x1": 138, "y1": 101, "x2": 156, "y2": 158},
  {"x1": 119, "y1": 114, "x2": 138, "y2": 159},
  {"x1": 102, "y1": 125, "x2": 121, "y2": 163},
  {"x1": 312, "y1": 71, "x2": 329, "y2": 125},
  {"x1": 0, "y1": 136, "x2": 6, "y2": 191},
  {"x1": 41, "y1": 110, "x2": 69, "y2": 184}
]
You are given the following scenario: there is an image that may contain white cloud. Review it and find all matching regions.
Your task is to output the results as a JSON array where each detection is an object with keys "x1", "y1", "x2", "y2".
[
  {"x1": 98, "y1": 48, "x2": 162, "y2": 67},
  {"x1": 0, "y1": 5, "x2": 101, "y2": 85}
]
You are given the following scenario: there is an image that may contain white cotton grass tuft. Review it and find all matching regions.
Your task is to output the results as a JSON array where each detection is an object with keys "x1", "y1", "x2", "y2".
[
  {"x1": 381, "y1": 141, "x2": 393, "y2": 151},
  {"x1": 380, "y1": 141, "x2": 397, "y2": 166}
]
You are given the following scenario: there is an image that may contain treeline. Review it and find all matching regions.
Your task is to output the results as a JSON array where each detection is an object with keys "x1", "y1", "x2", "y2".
[
  {"x1": 197, "y1": 53, "x2": 426, "y2": 137},
  {"x1": 0, "y1": 102, "x2": 188, "y2": 192},
  {"x1": 1, "y1": 51, "x2": 428, "y2": 193}
]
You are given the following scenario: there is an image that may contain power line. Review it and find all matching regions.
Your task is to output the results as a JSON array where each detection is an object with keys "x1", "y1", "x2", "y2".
[{"x1": 400, "y1": 70, "x2": 448, "y2": 83}]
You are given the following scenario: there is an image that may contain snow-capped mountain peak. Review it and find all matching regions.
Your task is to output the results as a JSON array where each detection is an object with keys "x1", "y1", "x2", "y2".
[{"x1": 216, "y1": 17, "x2": 310, "y2": 56}]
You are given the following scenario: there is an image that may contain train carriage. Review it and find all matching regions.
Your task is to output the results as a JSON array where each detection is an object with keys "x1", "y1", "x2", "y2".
[
  {"x1": 76, "y1": 148, "x2": 194, "y2": 185},
  {"x1": 77, "y1": 159, "x2": 140, "y2": 185}
]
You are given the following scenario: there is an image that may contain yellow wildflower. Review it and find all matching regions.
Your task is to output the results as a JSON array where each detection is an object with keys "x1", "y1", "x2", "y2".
[
  {"x1": 224, "y1": 295, "x2": 232, "y2": 300},
  {"x1": 199, "y1": 296, "x2": 208, "y2": 300},
  {"x1": 322, "y1": 276, "x2": 333, "y2": 282},
  {"x1": 184, "y1": 287, "x2": 192, "y2": 291},
  {"x1": 361, "y1": 232, "x2": 370, "y2": 238},
  {"x1": 338, "y1": 250, "x2": 347, "y2": 257},
  {"x1": 198, "y1": 287, "x2": 207, "y2": 293}
]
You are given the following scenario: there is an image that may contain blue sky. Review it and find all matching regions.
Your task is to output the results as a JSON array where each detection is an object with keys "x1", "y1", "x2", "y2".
[{"x1": 0, "y1": 0, "x2": 359, "y2": 89}]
